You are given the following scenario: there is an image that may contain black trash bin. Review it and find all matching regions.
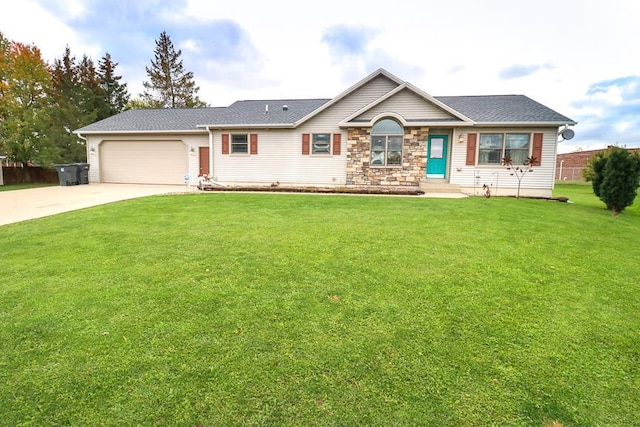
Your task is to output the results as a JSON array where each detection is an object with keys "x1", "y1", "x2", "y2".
[
  {"x1": 53, "y1": 164, "x2": 79, "y2": 186},
  {"x1": 75, "y1": 163, "x2": 90, "y2": 185}
]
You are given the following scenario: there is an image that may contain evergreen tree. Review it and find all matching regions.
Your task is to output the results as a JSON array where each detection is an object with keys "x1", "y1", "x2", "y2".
[
  {"x1": 78, "y1": 54, "x2": 106, "y2": 118},
  {"x1": 591, "y1": 146, "x2": 640, "y2": 215},
  {"x1": 47, "y1": 47, "x2": 96, "y2": 163},
  {"x1": 98, "y1": 52, "x2": 129, "y2": 117},
  {"x1": 141, "y1": 31, "x2": 207, "y2": 108},
  {"x1": 590, "y1": 150, "x2": 608, "y2": 198}
]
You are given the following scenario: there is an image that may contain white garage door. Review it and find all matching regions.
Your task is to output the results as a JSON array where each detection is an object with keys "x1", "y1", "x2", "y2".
[{"x1": 100, "y1": 140, "x2": 188, "y2": 184}]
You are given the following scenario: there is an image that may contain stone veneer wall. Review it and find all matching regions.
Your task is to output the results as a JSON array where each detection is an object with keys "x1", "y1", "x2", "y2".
[{"x1": 346, "y1": 127, "x2": 428, "y2": 186}]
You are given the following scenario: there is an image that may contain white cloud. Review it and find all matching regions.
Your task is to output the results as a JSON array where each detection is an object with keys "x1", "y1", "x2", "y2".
[
  {"x1": 180, "y1": 39, "x2": 202, "y2": 54},
  {"x1": 1, "y1": 0, "x2": 640, "y2": 154},
  {"x1": 0, "y1": 0, "x2": 98, "y2": 61}
]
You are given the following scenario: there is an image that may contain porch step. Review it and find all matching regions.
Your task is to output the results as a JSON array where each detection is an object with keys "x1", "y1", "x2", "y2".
[{"x1": 419, "y1": 182, "x2": 462, "y2": 193}]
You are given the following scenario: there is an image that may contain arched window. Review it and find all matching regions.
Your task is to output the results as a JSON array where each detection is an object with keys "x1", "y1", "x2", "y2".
[{"x1": 371, "y1": 119, "x2": 403, "y2": 166}]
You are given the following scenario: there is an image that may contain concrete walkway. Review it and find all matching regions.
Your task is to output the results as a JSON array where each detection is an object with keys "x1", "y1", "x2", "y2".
[{"x1": 0, "y1": 183, "x2": 193, "y2": 226}]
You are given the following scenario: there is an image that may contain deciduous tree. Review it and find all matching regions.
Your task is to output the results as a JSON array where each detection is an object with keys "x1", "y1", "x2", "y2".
[{"x1": 0, "y1": 36, "x2": 53, "y2": 167}]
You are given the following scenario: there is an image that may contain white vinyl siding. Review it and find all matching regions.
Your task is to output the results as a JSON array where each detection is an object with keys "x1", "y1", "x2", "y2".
[
  {"x1": 450, "y1": 128, "x2": 559, "y2": 197},
  {"x1": 210, "y1": 75, "x2": 400, "y2": 185},
  {"x1": 355, "y1": 89, "x2": 456, "y2": 121},
  {"x1": 303, "y1": 75, "x2": 400, "y2": 129},
  {"x1": 213, "y1": 129, "x2": 346, "y2": 185}
]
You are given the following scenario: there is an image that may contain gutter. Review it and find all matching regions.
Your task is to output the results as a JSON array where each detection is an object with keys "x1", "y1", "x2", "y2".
[
  {"x1": 73, "y1": 129, "x2": 207, "y2": 135},
  {"x1": 196, "y1": 123, "x2": 295, "y2": 130},
  {"x1": 472, "y1": 121, "x2": 578, "y2": 127}
]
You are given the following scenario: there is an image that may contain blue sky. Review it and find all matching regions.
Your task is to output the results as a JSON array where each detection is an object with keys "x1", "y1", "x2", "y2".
[{"x1": 2, "y1": 0, "x2": 639, "y2": 153}]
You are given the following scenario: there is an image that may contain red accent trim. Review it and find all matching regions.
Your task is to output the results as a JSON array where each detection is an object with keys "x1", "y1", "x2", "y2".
[
  {"x1": 532, "y1": 133, "x2": 543, "y2": 166},
  {"x1": 221, "y1": 134, "x2": 229, "y2": 154},
  {"x1": 466, "y1": 133, "x2": 477, "y2": 165},
  {"x1": 332, "y1": 133, "x2": 341, "y2": 155},
  {"x1": 302, "y1": 133, "x2": 310, "y2": 155},
  {"x1": 250, "y1": 134, "x2": 258, "y2": 155}
]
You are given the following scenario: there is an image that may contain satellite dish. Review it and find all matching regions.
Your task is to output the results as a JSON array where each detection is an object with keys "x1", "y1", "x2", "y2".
[{"x1": 560, "y1": 128, "x2": 575, "y2": 140}]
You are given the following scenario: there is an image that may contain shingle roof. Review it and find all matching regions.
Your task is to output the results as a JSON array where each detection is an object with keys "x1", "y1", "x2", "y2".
[
  {"x1": 435, "y1": 95, "x2": 575, "y2": 124},
  {"x1": 220, "y1": 99, "x2": 331, "y2": 125},
  {"x1": 76, "y1": 93, "x2": 574, "y2": 134},
  {"x1": 74, "y1": 107, "x2": 224, "y2": 132},
  {"x1": 75, "y1": 99, "x2": 331, "y2": 133}
]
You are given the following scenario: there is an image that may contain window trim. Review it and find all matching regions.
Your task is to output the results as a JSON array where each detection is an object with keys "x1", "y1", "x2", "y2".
[
  {"x1": 370, "y1": 119, "x2": 404, "y2": 167},
  {"x1": 477, "y1": 132, "x2": 532, "y2": 166},
  {"x1": 311, "y1": 133, "x2": 331, "y2": 155},
  {"x1": 231, "y1": 133, "x2": 249, "y2": 154}
]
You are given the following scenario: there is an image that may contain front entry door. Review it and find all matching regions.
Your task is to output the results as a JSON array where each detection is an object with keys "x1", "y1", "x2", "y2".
[{"x1": 426, "y1": 135, "x2": 448, "y2": 178}]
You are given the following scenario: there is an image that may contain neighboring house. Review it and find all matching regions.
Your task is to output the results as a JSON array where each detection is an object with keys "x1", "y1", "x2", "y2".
[
  {"x1": 556, "y1": 147, "x2": 640, "y2": 181},
  {"x1": 75, "y1": 69, "x2": 576, "y2": 197}
]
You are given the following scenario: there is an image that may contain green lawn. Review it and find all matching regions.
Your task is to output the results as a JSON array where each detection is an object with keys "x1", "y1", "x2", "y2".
[
  {"x1": 0, "y1": 182, "x2": 57, "y2": 192},
  {"x1": 1, "y1": 185, "x2": 639, "y2": 426}
]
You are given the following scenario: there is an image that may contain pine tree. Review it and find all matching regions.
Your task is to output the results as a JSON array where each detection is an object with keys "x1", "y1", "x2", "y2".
[
  {"x1": 98, "y1": 52, "x2": 129, "y2": 117},
  {"x1": 47, "y1": 47, "x2": 97, "y2": 163},
  {"x1": 78, "y1": 54, "x2": 106, "y2": 118},
  {"x1": 141, "y1": 31, "x2": 207, "y2": 108}
]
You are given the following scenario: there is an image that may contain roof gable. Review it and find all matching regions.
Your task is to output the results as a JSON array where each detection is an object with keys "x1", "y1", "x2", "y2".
[
  {"x1": 340, "y1": 83, "x2": 473, "y2": 127},
  {"x1": 355, "y1": 89, "x2": 455, "y2": 121},
  {"x1": 294, "y1": 68, "x2": 404, "y2": 126}
]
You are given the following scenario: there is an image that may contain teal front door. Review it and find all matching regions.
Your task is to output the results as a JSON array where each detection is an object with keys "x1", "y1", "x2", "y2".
[{"x1": 426, "y1": 135, "x2": 448, "y2": 178}]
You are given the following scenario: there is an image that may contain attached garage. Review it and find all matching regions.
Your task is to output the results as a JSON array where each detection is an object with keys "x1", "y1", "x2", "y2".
[{"x1": 99, "y1": 140, "x2": 188, "y2": 184}]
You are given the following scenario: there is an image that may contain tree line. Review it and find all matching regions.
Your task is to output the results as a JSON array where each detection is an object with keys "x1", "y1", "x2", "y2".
[{"x1": 0, "y1": 30, "x2": 205, "y2": 167}]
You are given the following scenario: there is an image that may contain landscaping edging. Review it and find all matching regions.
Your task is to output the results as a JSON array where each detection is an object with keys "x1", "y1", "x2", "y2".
[{"x1": 197, "y1": 185, "x2": 426, "y2": 196}]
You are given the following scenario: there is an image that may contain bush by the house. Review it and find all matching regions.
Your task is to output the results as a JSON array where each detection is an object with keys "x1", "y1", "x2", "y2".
[{"x1": 590, "y1": 146, "x2": 640, "y2": 215}]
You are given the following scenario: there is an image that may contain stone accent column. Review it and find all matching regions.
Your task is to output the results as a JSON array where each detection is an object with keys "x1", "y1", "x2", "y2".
[{"x1": 346, "y1": 126, "x2": 428, "y2": 187}]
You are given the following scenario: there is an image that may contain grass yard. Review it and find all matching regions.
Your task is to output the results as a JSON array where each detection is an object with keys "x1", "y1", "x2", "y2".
[
  {"x1": 0, "y1": 183, "x2": 57, "y2": 192},
  {"x1": 1, "y1": 184, "x2": 639, "y2": 426}
]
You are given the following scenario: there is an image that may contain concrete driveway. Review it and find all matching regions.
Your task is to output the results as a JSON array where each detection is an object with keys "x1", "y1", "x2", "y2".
[{"x1": 0, "y1": 183, "x2": 193, "y2": 226}]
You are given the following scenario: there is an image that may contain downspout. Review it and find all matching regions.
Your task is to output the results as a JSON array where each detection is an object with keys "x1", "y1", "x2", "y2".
[
  {"x1": 204, "y1": 126, "x2": 227, "y2": 188},
  {"x1": 207, "y1": 126, "x2": 214, "y2": 177},
  {"x1": 76, "y1": 132, "x2": 88, "y2": 159}
]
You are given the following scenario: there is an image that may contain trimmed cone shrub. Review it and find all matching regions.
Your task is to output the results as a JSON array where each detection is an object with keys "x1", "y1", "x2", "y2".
[{"x1": 591, "y1": 147, "x2": 640, "y2": 215}]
